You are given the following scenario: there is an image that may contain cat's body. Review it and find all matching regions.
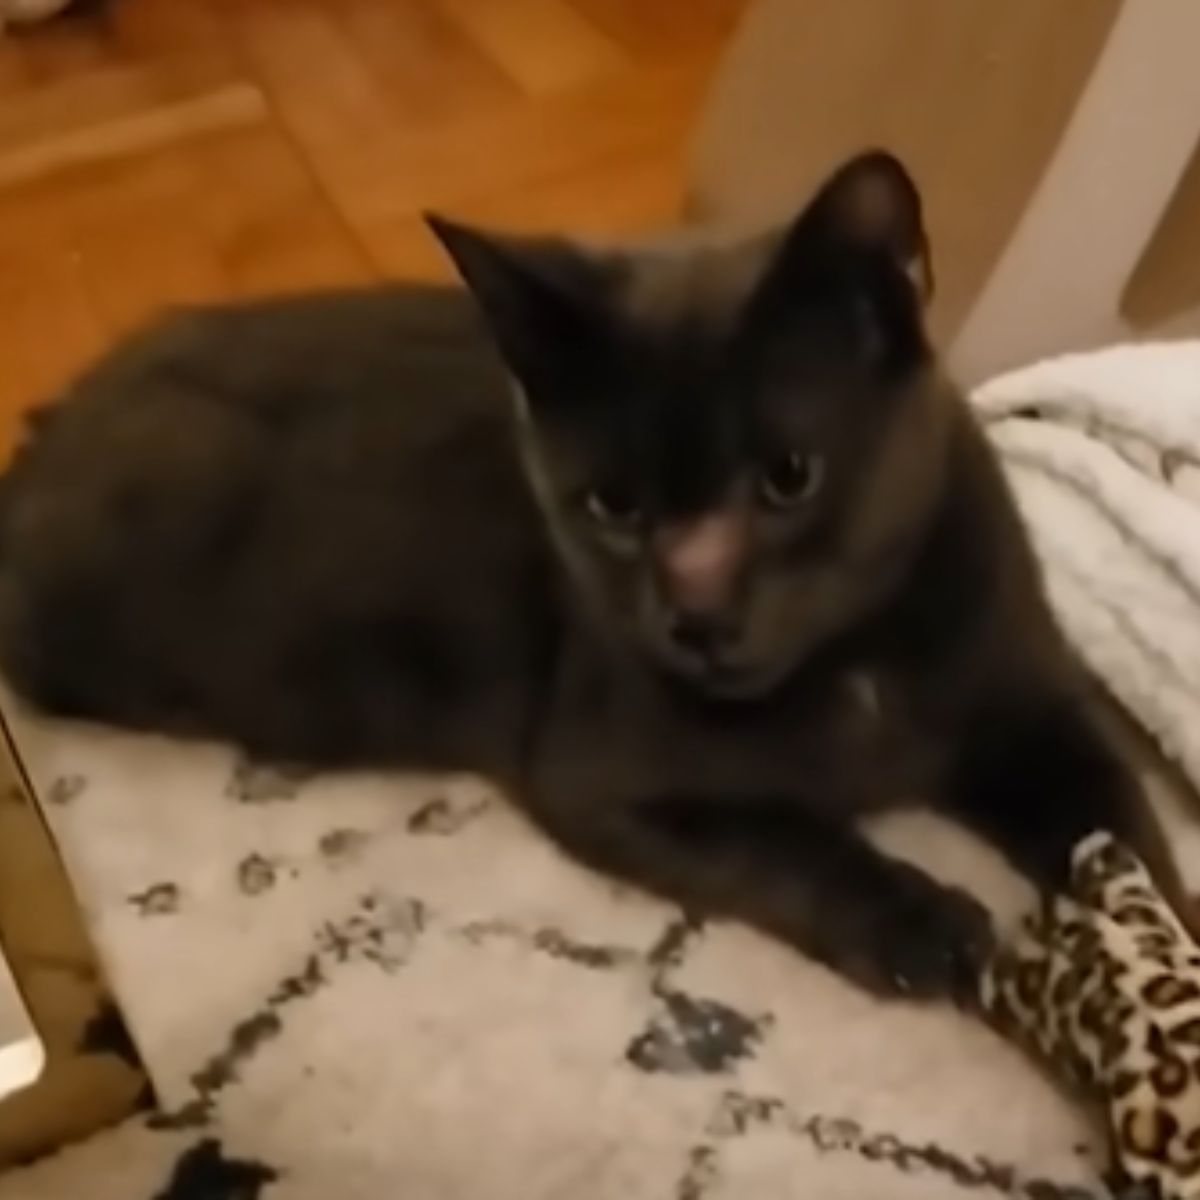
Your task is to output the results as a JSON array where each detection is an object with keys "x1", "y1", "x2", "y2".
[
  {"x1": 0, "y1": 154, "x2": 1184, "y2": 1001},
  {"x1": 0, "y1": 286, "x2": 553, "y2": 778}
]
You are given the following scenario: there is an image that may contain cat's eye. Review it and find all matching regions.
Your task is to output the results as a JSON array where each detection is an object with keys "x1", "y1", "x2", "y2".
[
  {"x1": 584, "y1": 486, "x2": 642, "y2": 532},
  {"x1": 758, "y1": 452, "x2": 824, "y2": 510}
]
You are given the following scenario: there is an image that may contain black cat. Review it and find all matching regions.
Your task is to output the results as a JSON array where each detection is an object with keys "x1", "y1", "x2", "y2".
[{"x1": 0, "y1": 152, "x2": 1184, "y2": 1002}]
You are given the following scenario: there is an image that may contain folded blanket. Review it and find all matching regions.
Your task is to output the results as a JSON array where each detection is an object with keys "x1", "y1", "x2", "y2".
[{"x1": 976, "y1": 341, "x2": 1200, "y2": 806}]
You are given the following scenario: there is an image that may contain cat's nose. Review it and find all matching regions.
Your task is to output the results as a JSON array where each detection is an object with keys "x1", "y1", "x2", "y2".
[{"x1": 655, "y1": 509, "x2": 747, "y2": 619}]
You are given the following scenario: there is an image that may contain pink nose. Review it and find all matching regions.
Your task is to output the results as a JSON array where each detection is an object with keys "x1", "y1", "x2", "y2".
[{"x1": 656, "y1": 511, "x2": 747, "y2": 615}]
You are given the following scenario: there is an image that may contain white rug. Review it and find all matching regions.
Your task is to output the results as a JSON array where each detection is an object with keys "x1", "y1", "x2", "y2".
[
  {"x1": 8, "y1": 341, "x2": 1200, "y2": 1200},
  {"x1": 0, "y1": 713, "x2": 1102, "y2": 1200}
]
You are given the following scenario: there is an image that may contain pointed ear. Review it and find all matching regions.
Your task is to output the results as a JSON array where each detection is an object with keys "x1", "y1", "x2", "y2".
[
  {"x1": 796, "y1": 150, "x2": 932, "y2": 303},
  {"x1": 426, "y1": 215, "x2": 608, "y2": 395}
]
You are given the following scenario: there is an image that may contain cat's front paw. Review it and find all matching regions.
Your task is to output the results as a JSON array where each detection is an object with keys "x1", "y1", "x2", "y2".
[{"x1": 832, "y1": 865, "x2": 995, "y2": 1005}]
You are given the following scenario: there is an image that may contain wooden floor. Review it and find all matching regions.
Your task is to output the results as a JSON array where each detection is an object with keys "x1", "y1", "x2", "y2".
[{"x1": 0, "y1": 0, "x2": 741, "y2": 450}]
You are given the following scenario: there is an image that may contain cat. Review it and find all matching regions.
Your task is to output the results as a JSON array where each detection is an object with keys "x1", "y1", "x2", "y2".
[{"x1": 0, "y1": 151, "x2": 1186, "y2": 1003}]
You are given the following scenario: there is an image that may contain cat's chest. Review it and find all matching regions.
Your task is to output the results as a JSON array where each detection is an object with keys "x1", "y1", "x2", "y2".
[{"x1": 539, "y1": 651, "x2": 938, "y2": 813}]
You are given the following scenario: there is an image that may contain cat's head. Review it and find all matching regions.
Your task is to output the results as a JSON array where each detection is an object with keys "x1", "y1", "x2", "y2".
[{"x1": 430, "y1": 151, "x2": 952, "y2": 699}]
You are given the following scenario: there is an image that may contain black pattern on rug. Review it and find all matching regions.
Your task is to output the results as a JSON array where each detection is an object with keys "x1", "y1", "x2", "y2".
[
  {"x1": 149, "y1": 890, "x2": 423, "y2": 1131},
  {"x1": 407, "y1": 792, "x2": 492, "y2": 835},
  {"x1": 128, "y1": 882, "x2": 183, "y2": 917},
  {"x1": 666, "y1": 1089, "x2": 1101, "y2": 1200},
  {"x1": 627, "y1": 913, "x2": 771, "y2": 1076},
  {"x1": 625, "y1": 989, "x2": 769, "y2": 1075},
  {"x1": 225, "y1": 760, "x2": 314, "y2": 805},
  {"x1": 151, "y1": 1139, "x2": 277, "y2": 1200},
  {"x1": 45, "y1": 774, "x2": 87, "y2": 805}
]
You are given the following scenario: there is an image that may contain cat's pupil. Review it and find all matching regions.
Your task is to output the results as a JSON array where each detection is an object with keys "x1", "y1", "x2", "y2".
[
  {"x1": 586, "y1": 485, "x2": 641, "y2": 529},
  {"x1": 759, "y1": 452, "x2": 822, "y2": 509}
]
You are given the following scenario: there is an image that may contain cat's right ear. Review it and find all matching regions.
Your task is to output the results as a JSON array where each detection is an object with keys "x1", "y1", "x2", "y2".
[
  {"x1": 427, "y1": 216, "x2": 607, "y2": 399},
  {"x1": 787, "y1": 150, "x2": 933, "y2": 304}
]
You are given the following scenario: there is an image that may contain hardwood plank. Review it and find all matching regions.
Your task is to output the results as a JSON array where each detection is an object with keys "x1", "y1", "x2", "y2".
[
  {"x1": 433, "y1": 0, "x2": 627, "y2": 95},
  {"x1": 0, "y1": 51, "x2": 244, "y2": 153},
  {"x1": 57, "y1": 116, "x2": 375, "y2": 334},
  {"x1": 0, "y1": 0, "x2": 728, "y2": 426},
  {"x1": 0, "y1": 37, "x2": 35, "y2": 97},
  {"x1": 183, "y1": 121, "x2": 374, "y2": 297},
  {"x1": 56, "y1": 151, "x2": 231, "y2": 337},
  {"x1": 216, "y1": 0, "x2": 402, "y2": 202},
  {"x1": 0, "y1": 228, "x2": 102, "y2": 441},
  {"x1": 351, "y1": 52, "x2": 719, "y2": 227},
  {"x1": 8, "y1": 16, "x2": 110, "y2": 85},
  {"x1": 332, "y1": 0, "x2": 519, "y2": 125},
  {"x1": 373, "y1": 138, "x2": 690, "y2": 278},
  {"x1": 0, "y1": 83, "x2": 266, "y2": 191},
  {"x1": 571, "y1": 0, "x2": 744, "y2": 56},
  {"x1": 99, "y1": 0, "x2": 228, "y2": 58},
  {"x1": 0, "y1": 115, "x2": 367, "y2": 376},
  {"x1": 221, "y1": 1, "x2": 716, "y2": 265}
]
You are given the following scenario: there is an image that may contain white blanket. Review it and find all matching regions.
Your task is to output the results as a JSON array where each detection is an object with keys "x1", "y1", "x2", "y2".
[
  {"x1": 6, "y1": 341, "x2": 1200, "y2": 1200},
  {"x1": 977, "y1": 341, "x2": 1200, "y2": 804}
]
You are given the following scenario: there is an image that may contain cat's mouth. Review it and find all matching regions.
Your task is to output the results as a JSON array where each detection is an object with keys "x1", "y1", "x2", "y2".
[
  {"x1": 658, "y1": 651, "x2": 788, "y2": 702},
  {"x1": 697, "y1": 662, "x2": 786, "y2": 700}
]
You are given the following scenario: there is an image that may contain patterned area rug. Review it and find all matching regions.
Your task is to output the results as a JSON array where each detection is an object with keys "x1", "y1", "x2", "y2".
[{"x1": 0, "y1": 687, "x2": 1120, "y2": 1200}]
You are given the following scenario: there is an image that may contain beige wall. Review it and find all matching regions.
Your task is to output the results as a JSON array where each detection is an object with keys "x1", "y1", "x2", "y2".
[{"x1": 688, "y1": 0, "x2": 1200, "y2": 382}]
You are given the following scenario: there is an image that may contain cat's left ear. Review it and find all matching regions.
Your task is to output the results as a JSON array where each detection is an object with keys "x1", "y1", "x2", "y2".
[
  {"x1": 426, "y1": 215, "x2": 609, "y2": 399},
  {"x1": 791, "y1": 150, "x2": 933, "y2": 304}
]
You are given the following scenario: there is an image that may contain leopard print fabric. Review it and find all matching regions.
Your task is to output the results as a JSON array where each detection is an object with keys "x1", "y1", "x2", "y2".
[{"x1": 981, "y1": 833, "x2": 1200, "y2": 1199}]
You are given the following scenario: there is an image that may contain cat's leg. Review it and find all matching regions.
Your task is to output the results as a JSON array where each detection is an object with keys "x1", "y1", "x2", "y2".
[
  {"x1": 947, "y1": 695, "x2": 1196, "y2": 930},
  {"x1": 536, "y1": 796, "x2": 994, "y2": 1003}
]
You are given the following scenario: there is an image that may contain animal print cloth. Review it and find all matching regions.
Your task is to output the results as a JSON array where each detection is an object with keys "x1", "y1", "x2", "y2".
[{"x1": 982, "y1": 833, "x2": 1200, "y2": 1200}]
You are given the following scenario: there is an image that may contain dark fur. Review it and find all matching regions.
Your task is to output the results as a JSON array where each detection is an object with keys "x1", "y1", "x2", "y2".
[{"x1": 0, "y1": 153, "x2": 1182, "y2": 1002}]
